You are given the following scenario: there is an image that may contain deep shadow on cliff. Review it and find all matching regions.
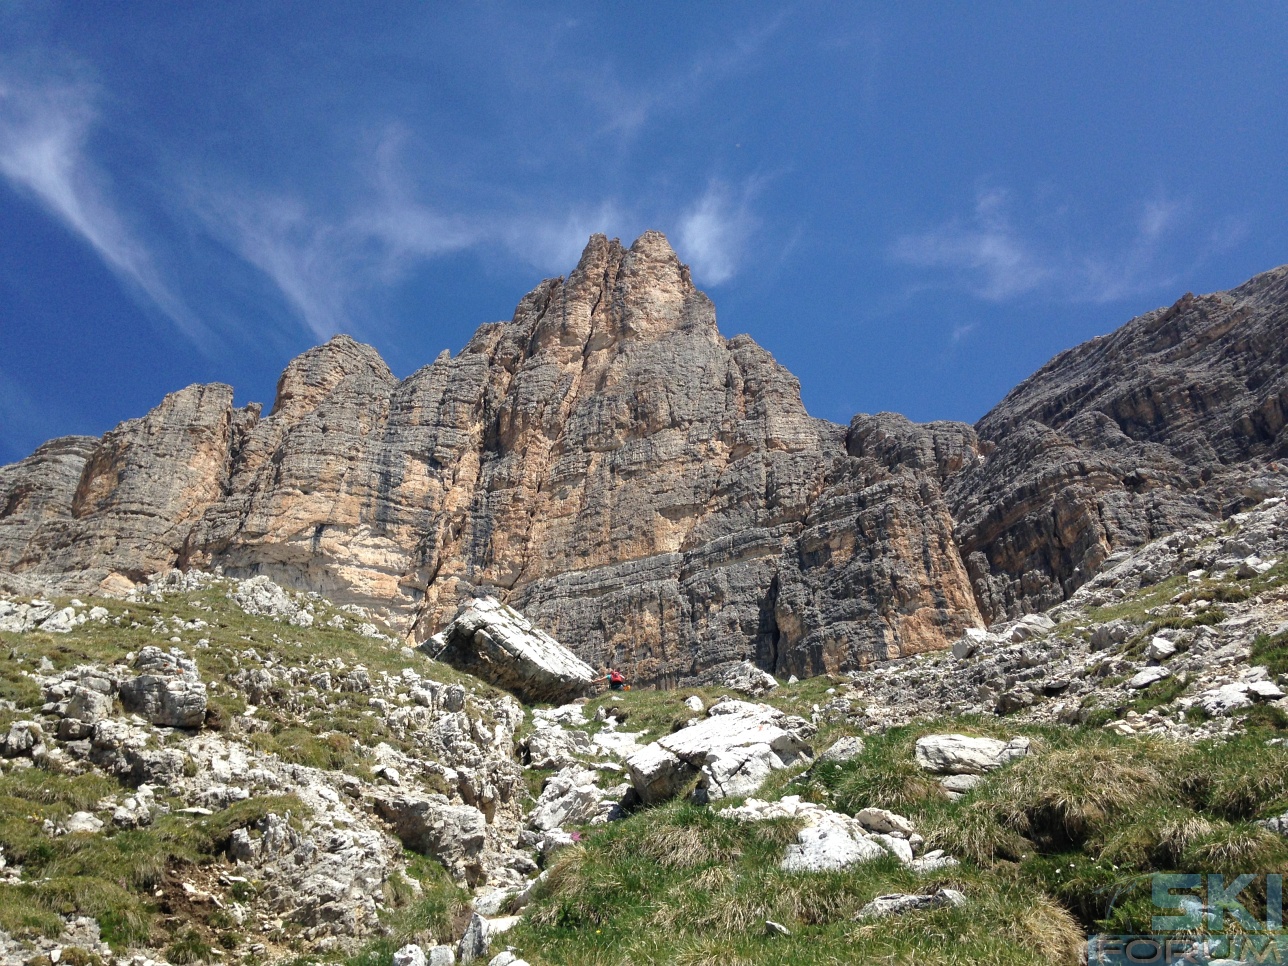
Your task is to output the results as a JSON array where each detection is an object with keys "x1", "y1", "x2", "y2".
[{"x1": 2, "y1": 233, "x2": 1286, "y2": 685}]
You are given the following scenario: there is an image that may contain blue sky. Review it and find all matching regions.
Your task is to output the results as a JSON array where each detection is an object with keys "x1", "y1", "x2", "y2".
[{"x1": 2, "y1": 2, "x2": 1286, "y2": 464}]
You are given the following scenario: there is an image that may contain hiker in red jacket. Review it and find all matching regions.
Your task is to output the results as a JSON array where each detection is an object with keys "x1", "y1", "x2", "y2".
[{"x1": 606, "y1": 668, "x2": 627, "y2": 691}]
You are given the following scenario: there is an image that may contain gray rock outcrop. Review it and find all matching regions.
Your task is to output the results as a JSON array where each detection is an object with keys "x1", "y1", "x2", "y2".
[
  {"x1": 374, "y1": 795, "x2": 489, "y2": 886},
  {"x1": 118, "y1": 646, "x2": 207, "y2": 728},
  {"x1": 625, "y1": 700, "x2": 814, "y2": 804},
  {"x1": 429, "y1": 597, "x2": 596, "y2": 703},
  {"x1": 913, "y1": 734, "x2": 1031, "y2": 775},
  {"x1": 857, "y1": 889, "x2": 967, "y2": 919}
]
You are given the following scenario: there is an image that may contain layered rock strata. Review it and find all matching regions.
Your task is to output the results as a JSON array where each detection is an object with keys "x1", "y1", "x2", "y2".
[
  {"x1": 430, "y1": 596, "x2": 598, "y2": 703},
  {"x1": 1, "y1": 234, "x2": 1286, "y2": 679}
]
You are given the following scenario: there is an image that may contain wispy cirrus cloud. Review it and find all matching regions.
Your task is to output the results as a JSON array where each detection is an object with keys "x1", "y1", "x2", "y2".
[
  {"x1": 893, "y1": 187, "x2": 1196, "y2": 305},
  {"x1": 207, "y1": 180, "x2": 748, "y2": 341},
  {"x1": 0, "y1": 73, "x2": 207, "y2": 344},
  {"x1": 677, "y1": 180, "x2": 761, "y2": 286},
  {"x1": 198, "y1": 125, "x2": 766, "y2": 337},
  {"x1": 193, "y1": 128, "x2": 639, "y2": 340},
  {"x1": 581, "y1": 13, "x2": 789, "y2": 139},
  {"x1": 1, "y1": 39, "x2": 774, "y2": 354},
  {"x1": 892, "y1": 188, "x2": 1053, "y2": 300},
  {"x1": 1079, "y1": 196, "x2": 1183, "y2": 303},
  {"x1": 497, "y1": 201, "x2": 627, "y2": 276}
]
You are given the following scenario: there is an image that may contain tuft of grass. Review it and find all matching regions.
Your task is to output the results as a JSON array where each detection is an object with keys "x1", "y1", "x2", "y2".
[
  {"x1": 1251, "y1": 627, "x2": 1288, "y2": 678},
  {"x1": 0, "y1": 876, "x2": 151, "y2": 948},
  {"x1": 1235, "y1": 703, "x2": 1288, "y2": 733},
  {"x1": 248, "y1": 726, "x2": 372, "y2": 776},
  {"x1": 509, "y1": 778, "x2": 1087, "y2": 965},
  {"x1": 1176, "y1": 583, "x2": 1251, "y2": 605},
  {"x1": 1095, "y1": 804, "x2": 1215, "y2": 869},
  {"x1": 1087, "y1": 574, "x2": 1188, "y2": 624},
  {"x1": 1179, "y1": 738, "x2": 1288, "y2": 821},
  {"x1": 1180, "y1": 820, "x2": 1288, "y2": 877},
  {"x1": 604, "y1": 801, "x2": 793, "y2": 871},
  {"x1": 922, "y1": 799, "x2": 1031, "y2": 865},
  {"x1": 166, "y1": 927, "x2": 213, "y2": 965},
  {"x1": 1144, "y1": 607, "x2": 1228, "y2": 636},
  {"x1": 0, "y1": 767, "x2": 118, "y2": 811},
  {"x1": 987, "y1": 739, "x2": 1176, "y2": 850},
  {"x1": 347, "y1": 851, "x2": 469, "y2": 965}
]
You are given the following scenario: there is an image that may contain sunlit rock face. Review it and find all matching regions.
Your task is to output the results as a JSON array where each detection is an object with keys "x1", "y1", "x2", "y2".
[
  {"x1": 3, "y1": 234, "x2": 1286, "y2": 683},
  {"x1": 949, "y1": 264, "x2": 1288, "y2": 621}
]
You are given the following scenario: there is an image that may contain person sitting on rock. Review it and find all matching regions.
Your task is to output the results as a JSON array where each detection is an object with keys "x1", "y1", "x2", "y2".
[{"x1": 606, "y1": 668, "x2": 626, "y2": 691}]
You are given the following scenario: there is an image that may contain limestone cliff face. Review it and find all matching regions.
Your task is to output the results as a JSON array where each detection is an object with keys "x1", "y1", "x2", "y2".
[
  {"x1": 2, "y1": 235, "x2": 1285, "y2": 681},
  {"x1": 952, "y1": 264, "x2": 1288, "y2": 621},
  {"x1": 0, "y1": 233, "x2": 982, "y2": 682}
]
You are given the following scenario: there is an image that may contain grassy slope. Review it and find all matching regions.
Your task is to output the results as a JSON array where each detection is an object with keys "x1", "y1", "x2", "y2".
[
  {"x1": 499, "y1": 718, "x2": 1288, "y2": 966},
  {"x1": 4, "y1": 556, "x2": 1288, "y2": 964},
  {"x1": 0, "y1": 585, "x2": 483, "y2": 958},
  {"x1": 495, "y1": 562, "x2": 1288, "y2": 965}
]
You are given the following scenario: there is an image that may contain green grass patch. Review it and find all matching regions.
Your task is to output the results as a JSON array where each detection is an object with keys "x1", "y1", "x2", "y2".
[
  {"x1": 0, "y1": 771, "x2": 304, "y2": 950},
  {"x1": 1086, "y1": 574, "x2": 1188, "y2": 624},
  {"x1": 505, "y1": 797, "x2": 1085, "y2": 965},
  {"x1": 347, "y1": 851, "x2": 470, "y2": 964},
  {"x1": 1251, "y1": 627, "x2": 1288, "y2": 678},
  {"x1": 1079, "y1": 676, "x2": 1189, "y2": 728},
  {"x1": 1144, "y1": 607, "x2": 1228, "y2": 635},
  {"x1": 783, "y1": 720, "x2": 1288, "y2": 946},
  {"x1": 1176, "y1": 583, "x2": 1251, "y2": 605},
  {"x1": 248, "y1": 726, "x2": 373, "y2": 776}
]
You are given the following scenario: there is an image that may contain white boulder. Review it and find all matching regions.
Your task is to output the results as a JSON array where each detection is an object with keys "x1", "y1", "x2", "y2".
[
  {"x1": 914, "y1": 734, "x2": 1030, "y2": 775},
  {"x1": 1126, "y1": 667, "x2": 1171, "y2": 690},
  {"x1": 528, "y1": 767, "x2": 609, "y2": 831},
  {"x1": 818, "y1": 736, "x2": 865, "y2": 764},
  {"x1": 781, "y1": 823, "x2": 887, "y2": 872},
  {"x1": 857, "y1": 888, "x2": 966, "y2": 919},
  {"x1": 856, "y1": 807, "x2": 916, "y2": 837},
  {"x1": 393, "y1": 945, "x2": 427, "y2": 966},
  {"x1": 374, "y1": 796, "x2": 488, "y2": 886},
  {"x1": 431, "y1": 597, "x2": 597, "y2": 704},
  {"x1": 625, "y1": 701, "x2": 814, "y2": 804},
  {"x1": 713, "y1": 661, "x2": 779, "y2": 697},
  {"x1": 119, "y1": 647, "x2": 207, "y2": 728},
  {"x1": 1145, "y1": 637, "x2": 1178, "y2": 661}
]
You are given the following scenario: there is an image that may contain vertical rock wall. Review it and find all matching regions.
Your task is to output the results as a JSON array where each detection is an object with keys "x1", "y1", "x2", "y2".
[{"x1": 2, "y1": 237, "x2": 1286, "y2": 681}]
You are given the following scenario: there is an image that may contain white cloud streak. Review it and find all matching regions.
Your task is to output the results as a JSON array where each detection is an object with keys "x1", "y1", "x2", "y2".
[
  {"x1": 1079, "y1": 196, "x2": 1183, "y2": 303},
  {"x1": 200, "y1": 129, "x2": 764, "y2": 336},
  {"x1": 892, "y1": 189, "x2": 1052, "y2": 300},
  {"x1": 677, "y1": 181, "x2": 760, "y2": 286},
  {"x1": 584, "y1": 14, "x2": 788, "y2": 139},
  {"x1": 497, "y1": 201, "x2": 627, "y2": 277},
  {"x1": 893, "y1": 188, "x2": 1193, "y2": 305},
  {"x1": 0, "y1": 75, "x2": 207, "y2": 343}
]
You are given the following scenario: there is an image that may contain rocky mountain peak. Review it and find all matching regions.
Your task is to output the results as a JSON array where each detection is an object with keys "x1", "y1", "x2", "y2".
[
  {"x1": 269, "y1": 333, "x2": 396, "y2": 419},
  {"x1": 2, "y1": 247, "x2": 1286, "y2": 684},
  {"x1": 520, "y1": 231, "x2": 713, "y2": 362}
]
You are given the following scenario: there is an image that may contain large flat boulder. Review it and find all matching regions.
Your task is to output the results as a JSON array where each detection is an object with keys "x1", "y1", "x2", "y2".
[
  {"x1": 625, "y1": 700, "x2": 815, "y2": 804},
  {"x1": 427, "y1": 597, "x2": 596, "y2": 704},
  {"x1": 723, "y1": 795, "x2": 944, "y2": 873},
  {"x1": 913, "y1": 734, "x2": 1030, "y2": 776}
]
